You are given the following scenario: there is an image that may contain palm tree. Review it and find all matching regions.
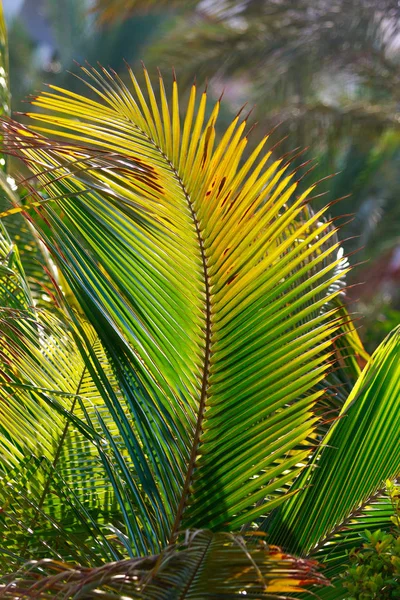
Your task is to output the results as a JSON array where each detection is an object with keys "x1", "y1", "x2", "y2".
[{"x1": 0, "y1": 4, "x2": 399, "y2": 599}]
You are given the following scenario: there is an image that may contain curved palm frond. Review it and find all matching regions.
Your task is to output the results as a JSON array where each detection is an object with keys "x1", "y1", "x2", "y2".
[
  {"x1": 313, "y1": 482, "x2": 399, "y2": 579},
  {"x1": 0, "y1": 222, "x2": 172, "y2": 565},
  {"x1": 0, "y1": 65, "x2": 348, "y2": 547},
  {"x1": 0, "y1": 530, "x2": 328, "y2": 599},
  {"x1": 0, "y1": 257, "x2": 121, "y2": 568},
  {"x1": 306, "y1": 483, "x2": 400, "y2": 599},
  {"x1": 0, "y1": 216, "x2": 145, "y2": 565},
  {"x1": 267, "y1": 326, "x2": 400, "y2": 561}
]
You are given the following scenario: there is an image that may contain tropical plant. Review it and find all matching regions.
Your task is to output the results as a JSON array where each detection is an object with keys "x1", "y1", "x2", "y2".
[
  {"x1": 0, "y1": 4, "x2": 399, "y2": 599},
  {"x1": 92, "y1": 0, "x2": 400, "y2": 349},
  {"x1": 341, "y1": 481, "x2": 400, "y2": 599}
]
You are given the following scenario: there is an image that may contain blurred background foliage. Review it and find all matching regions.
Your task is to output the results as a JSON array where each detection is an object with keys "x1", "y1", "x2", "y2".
[{"x1": 3, "y1": 0, "x2": 400, "y2": 352}]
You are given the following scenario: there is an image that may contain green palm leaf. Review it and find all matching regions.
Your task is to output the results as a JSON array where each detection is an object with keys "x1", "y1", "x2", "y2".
[
  {"x1": 0, "y1": 530, "x2": 327, "y2": 599},
  {"x1": 267, "y1": 326, "x2": 400, "y2": 560},
  {"x1": 313, "y1": 483, "x2": 399, "y2": 582},
  {"x1": 0, "y1": 65, "x2": 348, "y2": 545},
  {"x1": 0, "y1": 220, "x2": 140, "y2": 564},
  {"x1": 0, "y1": 1, "x2": 399, "y2": 595}
]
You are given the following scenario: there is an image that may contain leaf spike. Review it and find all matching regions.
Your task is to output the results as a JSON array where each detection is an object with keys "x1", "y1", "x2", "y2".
[
  {"x1": 218, "y1": 87, "x2": 225, "y2": 102},
  {"x1": 324, "y1": 357, "x2": 337, "y2": 370},
  {"x1": 285, "y1": 147, "x2": 310, "y2": 167},
  {"x1": 98, "y1": 63, "x2": 113, "y2": 79},
  {"x1": 268, "y1": 134, "x2": 289, "y2": 153},
  {"x1": 123, "y1": 57, "x2": 132, "y2": 70},
  {"x1": 244, "y1": 121, "x2": 258, "y2": 138},
  {"x1": 328, "y1": 213, "x2": 356, "y2": 224},
  {"x1": 21, "y1": 92, "x2": 38, "y2": 99},
  {"x1": 290, "y1": 158, "x2": 314, "y2": 177},
  {"x1": 322, "y1": 381, "x2": 350, "y2": 394},
  {"x1": 338, "y1": 234, "x2": 362, "y2": 246},
  {"x1": 296, "y1": 160, "x2": 318, "y2": 183},
  {"x1": 140, "y1": 59, "x2": 148, "y2": 74},
  {"x1": 332, "y1": 349, "x2": 362, "y2": 364},
  {"x1": 243, "y1": 104, "x2": 256, "y2": 122},
  {"x1": 264, "y1": 119, "x2": 284, "y2": 139},
  {"x1": 172, "y1": 66, "x2": 177, "y2": 82},
  {"x1": 286, "y1": 152, "x2": 312, "y2": 173},
  {"x1": 68, "y1": 68, "x2": 96, "y2": 87},
  {"x1": 325, "y1": 194, "x2": 352, "y2": 209},
  {"x1": 327, "y1": 217, "x2": 355, "y2": 232},
  {"x1": 330, "y1": 328, "x2": 359, "y2": 346},
  {"x1": 346, "y1": 292, "x2": 363, "y2": 305},
  {"x1": 346, "y1": 258, "x2": 369, "y2": 273},
  {"x1": 278, "y1": 145, "x2": 301, "y2": 161},
  {"x1": 320, "y1": 415, "x2": 341, "y2": 427},
  {"x1": 235, "y1": 102, "x2": 248, "y2": 119},
  {"x1": 108, "y1": 65, "x2": 119, "y2": 78},
  {"x1": 313, "y1": 171, "x2": 341, "y2": 187},
  {"x1": 299, "y1": 191, "x2": 328, "y2": 205}
]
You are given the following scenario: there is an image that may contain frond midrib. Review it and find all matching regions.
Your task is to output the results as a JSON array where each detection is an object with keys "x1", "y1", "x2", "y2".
[
  {"x1": 20, "y1": 346, "x2": 90, "y2": 557},
  {"x1": 309, "y1": 485, "x2": 388, "y2": 556},
  {"x1": 120, "y1": 117, "x2": 212, "y2": 540}
]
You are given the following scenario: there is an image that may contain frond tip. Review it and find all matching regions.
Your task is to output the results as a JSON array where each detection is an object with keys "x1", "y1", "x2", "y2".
[{"x1": 0, "y1": 531, "x2": 329, "y2": 599}]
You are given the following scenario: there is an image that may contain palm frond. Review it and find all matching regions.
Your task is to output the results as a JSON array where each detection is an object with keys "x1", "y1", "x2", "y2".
[
  {"x1": 0, "y1": 65, "x2": 348, "y2": 542},
  {"x1": 267, "y1": 326, "x2": 400, "y2": 559},
  {"x1": 0, "y1": 456, "x2": 120, "y2": 570},
  {"x1": 305, "y1": 482, "x2": 400, "y2": 599},
  {"x1": 313, "y1": 482, "x2": 399, "y2": 578},
  {"x1": 0, "y1": 219, "x2": 139, "y2": 564},
  {"x1": 0, "y1": 530, "x2": 328, "y2": 599}
]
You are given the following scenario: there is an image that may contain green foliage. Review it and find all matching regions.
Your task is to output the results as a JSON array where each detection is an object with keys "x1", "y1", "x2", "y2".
[
  {"x1": 343, "y1": 530, "x2": 400, "y2": 599},
  {"x1": 0, "y1": 531, "x2": 329, "y2": 599},
  {"x1": 342, "y1": 483, "x2": 400, "y2": 600},
  {"x1": 0, "y1": 2, "x2": 400, "y2": 598}
]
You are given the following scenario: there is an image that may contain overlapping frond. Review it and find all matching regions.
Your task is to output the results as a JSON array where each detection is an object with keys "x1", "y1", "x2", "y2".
[
  {"x1": 0, "y1": 179, "x2": 54, "y2": 309},
  {"x1": 267, "y1": 326, "x2": 400, "y2": 558},
  {"x1": 0, "y1": 220, "x2": 145, "y2": 564},
  {"x1": 313, "y1": 483, "x2": 399, "y2": 579},
  {"x1": 0, "y1": 300, "x2": 170, "y2": 565},
  {"x1": 0, "y1": 530, "x2": 328, "y2": 599},
  {"x1": 0, "y1": 456, "x2": 120, "y2": 570},
  {"x1": 0, "y1": 65, "x2": 349, "y2": 543},
  {"x1": 310, "y1": 483, "x2": 400, "y2": 599}
]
